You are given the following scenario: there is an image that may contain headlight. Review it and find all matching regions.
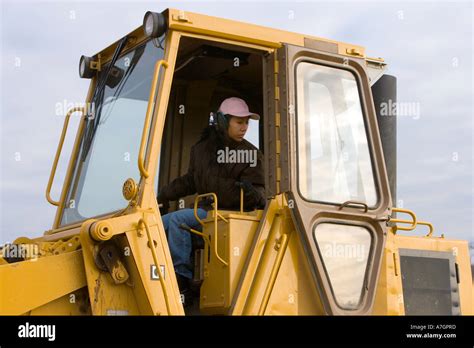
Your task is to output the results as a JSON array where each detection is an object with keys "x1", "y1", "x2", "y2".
[
  {"x1": 143, "y1": 11, "x2": 167, "y2": 38},
  {"x1": 79, "y1": 57, "x2": 86, "y2": 76},
  {"x1": 79, "y1": 55, "x2": 95, "y2": 79}
]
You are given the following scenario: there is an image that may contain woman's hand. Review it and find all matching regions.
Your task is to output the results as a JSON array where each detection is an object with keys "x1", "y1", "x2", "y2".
[{"x1": 157, "y1": 192, "x2": 170, "y2": 215}]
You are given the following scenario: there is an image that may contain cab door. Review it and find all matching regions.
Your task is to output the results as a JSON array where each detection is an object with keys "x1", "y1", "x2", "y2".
[{"x1": 265, "y1": 44, "x2": 392, "y2": 315}]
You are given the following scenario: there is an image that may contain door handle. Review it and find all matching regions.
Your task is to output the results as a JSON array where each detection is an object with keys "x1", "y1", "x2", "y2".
[{"x1": 338, "y1": 200, "x2": 368, "y2": 213}]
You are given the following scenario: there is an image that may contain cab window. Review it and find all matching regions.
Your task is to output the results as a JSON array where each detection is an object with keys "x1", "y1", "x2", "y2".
[{"x1": 295, "y1": 62, "x2": 377, "y2": 206}]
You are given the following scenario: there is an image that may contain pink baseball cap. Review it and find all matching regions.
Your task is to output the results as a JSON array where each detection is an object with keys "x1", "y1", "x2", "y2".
[{"x1": 218, "y1": 97, "x2": 260, "y2": 120}]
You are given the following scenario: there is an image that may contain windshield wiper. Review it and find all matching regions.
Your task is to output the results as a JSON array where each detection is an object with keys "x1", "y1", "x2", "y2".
[{"x1": 81, "y1": 36, "x2": 129, "y2": 160}]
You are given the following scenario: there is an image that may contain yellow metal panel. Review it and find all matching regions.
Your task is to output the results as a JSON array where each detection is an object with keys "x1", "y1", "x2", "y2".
[
  {"x1": 374, "y1": 231, "x2": 473, "y2": 315},
  {"x1": 94, "y1": 9, "x2": 368, "y2": 65},
  {"x1": 79, "y1": 221, "x2": 142, "y2": 316},
  {"x1": 78, "y1": 213, "x2": 184, "y2": 316},
  {"x1": 199, "y1": 213, "x2": 261, "y2": 314},
  {"x1": 230, "y1": 200, "x2": 324, "y2": 315},
  {"x1": 123, "y1": 215, "x2": 185, "y2": 315},
  {"x1": 30, "y1": 288, "x2": 91, "y2": 315},
  {"x1": 177, "y1": 31, "x2": 273, "y2": 54},
  {"x1": 231, "y1": 198, "x2": 281, "y2": 314},
  {"x1": 373, "y1": 230, "x2": 404, "y2": 315},
  {"x1": 0, "y1": 250, "x2": 86, "y2": 315},
  {"x1": 264, "y1": 224, "x2": 325, "y2": 315},
  {"x1": 167, "y1": 9, "x2": 366, "y2": 57},
  {"x1": 393, "y1": 234, "x2": 473, "y2": 315},
  {"x1": 373, "y1": 230, "x2": 474, "y2": 315},
  {"x1": 242, "y1": 212, "x2": 283, "y2": 315},
  {"x1": 227, "y1": 218, "x2": 260, "y2": 303}
]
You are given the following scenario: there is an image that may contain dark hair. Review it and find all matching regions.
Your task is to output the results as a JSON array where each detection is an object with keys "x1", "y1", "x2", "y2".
[{"x1": 216, "y1": 112, "x2": 229, "y2": 131}]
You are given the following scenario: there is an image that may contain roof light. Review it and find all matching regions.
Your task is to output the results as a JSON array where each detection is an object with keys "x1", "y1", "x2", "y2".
[
  {"x1": 143, "y1": 11, "x2": 167, "y2": 38},
  {"x1": 79, "y1": 55, "x2": 95, "y2": 79}
]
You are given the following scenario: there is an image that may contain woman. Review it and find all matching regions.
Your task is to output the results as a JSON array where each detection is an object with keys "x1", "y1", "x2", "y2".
[{"x1": 157, "y1": 97, "x2": 265, "y2": 294}]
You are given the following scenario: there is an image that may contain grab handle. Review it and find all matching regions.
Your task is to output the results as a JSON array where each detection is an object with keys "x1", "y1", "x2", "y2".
[{"x1": 46, "y1": 107, "x2": 85, "y2": 206}]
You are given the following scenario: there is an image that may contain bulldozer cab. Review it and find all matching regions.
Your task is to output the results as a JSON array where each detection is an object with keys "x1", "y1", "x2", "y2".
[{"x1": 1, "y1": 8, "x2": 472, "y2": 317}]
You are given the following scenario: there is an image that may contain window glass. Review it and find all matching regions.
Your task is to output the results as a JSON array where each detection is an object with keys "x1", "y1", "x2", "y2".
[
  {"x1": 61, "y1": 39, "x2": 165, "y2": 225},
  {"x1": 314, "y1": 223, "x2": 371, "y2": 309},
  {"x1": 296, "y1": 62, "x2": 377, "y2": 206}
]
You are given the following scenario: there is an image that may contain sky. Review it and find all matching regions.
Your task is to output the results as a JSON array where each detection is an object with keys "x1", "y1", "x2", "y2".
[{"x1": 0, "y1": 1, "x2": 472, "y2": 261}]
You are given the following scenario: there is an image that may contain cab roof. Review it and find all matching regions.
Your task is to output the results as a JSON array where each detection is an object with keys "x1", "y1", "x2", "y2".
[{"x1": 94, "y1": 8, "x2": 384, "y2": 64}]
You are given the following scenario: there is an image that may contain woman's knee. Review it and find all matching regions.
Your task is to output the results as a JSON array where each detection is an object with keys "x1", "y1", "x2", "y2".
[
  {"x1": 196, "y1": 208, "x2": 207, "y2": 220},
  {"x1": 168, "y1": 211, "x2": 184, "y2": 226}
]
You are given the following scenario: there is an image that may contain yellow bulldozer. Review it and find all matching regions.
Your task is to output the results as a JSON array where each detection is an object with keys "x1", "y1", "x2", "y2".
[{"x1": 1, "y1": 8, "x2": 472, "y2": 316}]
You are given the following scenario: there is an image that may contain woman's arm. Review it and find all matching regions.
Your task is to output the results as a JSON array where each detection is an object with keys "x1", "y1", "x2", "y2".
[{"x1": 158, "y1": 146, "x2": 197, "y2": 202}]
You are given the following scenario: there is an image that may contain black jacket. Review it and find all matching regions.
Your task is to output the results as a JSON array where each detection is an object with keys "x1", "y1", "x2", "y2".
[{"x1": 158, "y1": 127, "x2": 265, "y2": 211}]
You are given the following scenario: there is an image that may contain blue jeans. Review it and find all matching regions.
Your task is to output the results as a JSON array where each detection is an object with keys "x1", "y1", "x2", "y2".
[{"x1": 161, "y1": 208, "x2": 207, "y2": 279}]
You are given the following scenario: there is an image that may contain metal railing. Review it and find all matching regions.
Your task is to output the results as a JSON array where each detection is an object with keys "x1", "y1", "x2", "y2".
[
  {"x1": 391, "y1": 207, "x2": 435, "y2": 237},
  {"x1": 46, "y1": 107, "x2": 85, "y2": 206},
  {"x1": 138, "y1": 59, "x2": 168, "y2": 178}
]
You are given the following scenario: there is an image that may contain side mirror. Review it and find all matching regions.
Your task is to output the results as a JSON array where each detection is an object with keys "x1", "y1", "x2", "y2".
[{"x1": 105, "y1": 66, "x2": 124, "y2": 89}]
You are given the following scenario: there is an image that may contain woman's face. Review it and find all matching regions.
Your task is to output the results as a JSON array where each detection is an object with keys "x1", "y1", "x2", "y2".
[{"x1": 227, "y1": 116, "x2": 249, "y2": 142}]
